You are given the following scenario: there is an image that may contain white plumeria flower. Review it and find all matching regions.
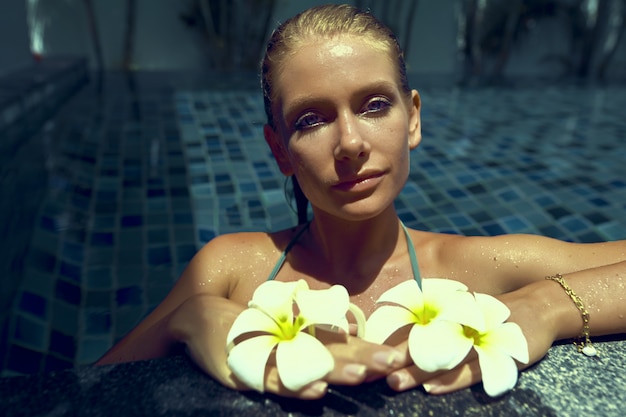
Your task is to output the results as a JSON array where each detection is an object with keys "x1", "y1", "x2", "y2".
[
  {"x1": 226, "y1": 279, "x2": 357, "y2": 392},
  {"x1": 467, "y1": 293, "x2": 529, "y2": 397},
  {"x1": 365, "y1": 279, "x2": 485, "y2": 372}
]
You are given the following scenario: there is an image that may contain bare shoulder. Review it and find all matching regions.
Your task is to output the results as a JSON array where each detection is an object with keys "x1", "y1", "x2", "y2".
[
  {"x1": 178, "y1": 227, "x2": 304, "y2": 300},
  {"x1": 407, "y1": 229, "x2": 626, "y2": 293}
]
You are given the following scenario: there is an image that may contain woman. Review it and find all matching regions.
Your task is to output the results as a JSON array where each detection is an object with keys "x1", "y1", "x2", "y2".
[{"x1": 97, "y1": 4, "x2": 626, "y2": 400}]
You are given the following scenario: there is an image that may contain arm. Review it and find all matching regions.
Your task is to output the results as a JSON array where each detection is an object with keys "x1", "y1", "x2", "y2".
[
  {"x1": 387, "y1": 236, "x2": 626, "y2": 393},
  {"x1": 96, "y1": 233, "x2": 404, "y2": 399},
  {"x1": 96, "y1": 234, "x2": 238, "y2": 365}
]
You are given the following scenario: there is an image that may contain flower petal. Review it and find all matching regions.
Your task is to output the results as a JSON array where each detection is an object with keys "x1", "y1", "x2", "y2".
[
  {"x1": 408, "y1": 320, "x2": 473, "y2": 372},
  {"x1": 276, "y1": 332, "x2": 334, "y2": 391},
  {"x1": 226, "y1": 308, "x2": 279, "y2": 347},
  {"x1": 249, "y1": 280, "x2": 308, "y2": 319},
  {"x1": 423, "y1": 278, "x2": 469, "y2": 293},
  {"x1": 376, "y1": 280, "x2": 423, "y2": 309},
  {"x1": 364, "y1": 305, "x2": 416, "y2": 343},
  {"x1": 295, "y1": 285, "x2": 350, "y2": 333},
  {"x1": 434, "y1": 290, "x2": 485, "y2": 332},
  {"x1": 227, "y1": 334, "x2": 278, "y2": 392},
  {"x1": 481, "y1": 322, "x2": 529, "y2": 364},
  {"x1": 474, "y1": 293, "x2": 511, "y2": 328},
  {"x1": 474, "y1": 343, "x2": 519, "y2": 397}
]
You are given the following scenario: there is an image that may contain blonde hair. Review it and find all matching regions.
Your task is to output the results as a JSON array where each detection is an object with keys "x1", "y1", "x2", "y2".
[{"x1": 261, "y1": 3, "x2": 410, "y2": 128}]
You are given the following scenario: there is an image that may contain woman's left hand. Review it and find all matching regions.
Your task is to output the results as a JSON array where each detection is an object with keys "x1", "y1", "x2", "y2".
[{"x1": 383, "y1": 281, "x2": 560, "y2": 394}]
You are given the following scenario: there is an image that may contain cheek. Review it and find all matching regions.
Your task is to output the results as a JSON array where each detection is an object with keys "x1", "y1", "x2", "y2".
[
  {"x1": 287, "y1": 145, "x2": 321, "y2": 180},
  {"x1": 379, "y1": 122, "x2": 410, "y2": 155}
]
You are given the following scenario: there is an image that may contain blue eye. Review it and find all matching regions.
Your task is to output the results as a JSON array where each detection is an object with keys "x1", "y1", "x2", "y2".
[
  {"x1": 362, "y1": 97, "x2": 391, "y2": 114},
  {"x1": 295, "y1": 113, "x2": 323, "y2": 130}
]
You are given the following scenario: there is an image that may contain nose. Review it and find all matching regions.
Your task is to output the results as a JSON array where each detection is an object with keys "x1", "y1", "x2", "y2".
[{"x1": 333, "y1": 111, "x2": 370, "y2": 160}]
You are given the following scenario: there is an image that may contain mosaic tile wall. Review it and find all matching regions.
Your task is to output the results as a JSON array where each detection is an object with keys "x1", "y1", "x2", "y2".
[{"x1": 1, "y1": 76, "x2": 625, "y2": 377}]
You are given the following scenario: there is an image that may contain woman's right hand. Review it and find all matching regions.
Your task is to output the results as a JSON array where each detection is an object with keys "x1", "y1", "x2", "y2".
[
  {"x1": 168, "y1": 293, "x2": 406, "y2": 399},
  {"x1": 167, "y1": 294, "x2": 248, "y2": 390}
]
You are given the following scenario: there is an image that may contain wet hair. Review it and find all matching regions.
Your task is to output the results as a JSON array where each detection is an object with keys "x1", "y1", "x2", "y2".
[{"x1": 260, "y1": 4, "x2": 411, "y2": 224}]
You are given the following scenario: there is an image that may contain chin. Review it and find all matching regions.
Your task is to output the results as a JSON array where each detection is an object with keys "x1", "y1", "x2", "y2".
[{"x1": 320, "y1": 197, "x2": 398, "y2": 222}]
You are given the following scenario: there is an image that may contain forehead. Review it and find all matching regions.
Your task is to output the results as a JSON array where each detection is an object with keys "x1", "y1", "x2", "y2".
[{"x1": 273, "y1": 35, "x2": 399, "y2": 106}]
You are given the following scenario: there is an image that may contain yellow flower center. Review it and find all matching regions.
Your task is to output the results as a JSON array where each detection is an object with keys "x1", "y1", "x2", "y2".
[
  {"x1": 463, "y1": 326, "x2": 484, "y2": 345},
  {"x1": 417, "y1": 303, "x2": 439, "y2": 325},
  {"x1": 277, "y1": 314, "x2": 307, "y2": 340}
]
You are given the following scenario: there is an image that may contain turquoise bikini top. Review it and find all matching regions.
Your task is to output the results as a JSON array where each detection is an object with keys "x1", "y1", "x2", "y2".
[{"x1": 266, "y1": 222, "x2": 422, "y2": 290}]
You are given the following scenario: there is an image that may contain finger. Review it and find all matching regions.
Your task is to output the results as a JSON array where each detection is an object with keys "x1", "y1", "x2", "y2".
[
  {"x1": 386, "y1": 364, "x2": 437, "y2": 392},
  {"x1": 263, "y1": 366, "x2": 328, "y2": 399},
  {"x1": 387, "y1": 350, "x2": 481, "y2": 394},
  {"x1": 422, "y1": 360, "x2": 482, "y2": 395},
  {"x1": 325, "y1": 337, "x2": 404, "y2": 379},
  {"x1": 387, "y1": 359, "x2": 482, "y2": 394}
]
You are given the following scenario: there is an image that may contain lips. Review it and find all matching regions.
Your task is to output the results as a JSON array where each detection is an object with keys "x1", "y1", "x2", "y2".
[{"x1": 332, "y1": 171, "x2": 384, "y2": 192}]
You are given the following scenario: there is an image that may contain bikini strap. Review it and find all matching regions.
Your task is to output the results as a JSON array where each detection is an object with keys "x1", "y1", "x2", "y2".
[
  {"x1": 266, "y1": 222, "x2": 311, "y2": 281},
  {"x1": 267, "y1": 221, "x2": 421, "y2": 290},
  {"x1": 401, "y1": 222, "x2": 422, "y2": 291}
]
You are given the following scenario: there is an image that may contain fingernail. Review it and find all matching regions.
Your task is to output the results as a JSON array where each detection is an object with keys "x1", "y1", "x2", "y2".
[
  {"x1": 344, "y1": 363, "x2": 367, "y2": 379},
  {"x1": 303, "y1": 381, "x2": 328, "y2": 397},
  {"x1": 423, "y1": 381, "x2": 443, "y2": 394},
  {"x1": 388, "y1": 372, "x2": 407, "y2": 390},
  {"x1": 373, "y1": 350, "x2": 400, "y2": 368}
]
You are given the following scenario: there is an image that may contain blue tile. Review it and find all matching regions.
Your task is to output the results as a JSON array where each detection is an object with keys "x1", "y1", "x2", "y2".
[
  {"x1": 59, "y1": 261, "x2": 81, "y2": 282},
  {"x1": 6, "y1": 345, "x2": 43, "y2": 374},
  {"x1": 55, "y1": 279, "x2": 82, "y2": 305},
  {"x1": 447, "y1": 188, "x2": 468, "y2": 199},
  {"x1": 398, "y1": 211, "x2": 417, "y2": 223},
  {"x1": 547, "y1": 206, "x2": 573, "y2": 220},
  {"x1": 121, "y1": 215, "x2": 143, "y2": 227},
  {"x1": 49, "y1": 330, "x2": 76, "y2": 359},
  {"x1": 539, "y1": 225, "x2": 569, "y2": 240},
  {"x1": 39, "y1": 215, "x2": 57, "y2": 232},
  {"x1": 116, "y1": 286, "x2": 143, "y2": 307},
  {"x1": 147, "y1": 228, "x2": 169, "y2": 243},
  {"x1": 147, "y1": 246, "x2": 172, "y2": 266},
  {"x1": 584, "y1": 211, "x2": 610, "y2": 225},
  {"x1": 78, "y1": 338, "x2": 110, "y2": 364},
  {"x1": 172, "y1": 212, "x2": 193, "y2": 225},
  {"x1": 535, "y1": 195, "x2": 556, "y2": 207},
  {"x1": 449, "y1": 214, "x2": 473, "y2": 228},
  {"x1": 470, "y1": 210, "x2": 492, "y2": 223},
  {"x1": 482, "y1": 222, "x2": 507, "y2": 236},
  {"x1": 147, "y1": 188, "x2": 166, "y2": 198},
  {"x1": 170, "y1": 187, "x2": 189, "y2": 197},
  {"x1": 43, "y1": 355, "x2": 73, "y2": 373},
  {"x1": 91, "y1": 232, "x2": 114, "y2": 246},
  {"x1": 498, "y1": 189, "x2": 522, "y2": 202},
  {"x1": 589, "y1": 197, "x2": 610, "y2": 207},
  {"x1": 500, "y1": 216, "x2": 530, "y2": 233},
  {"x1": 176, "y1": 244, "x2": 197, "y2": 264},
  {"x1": 85, "y1": 311, "x2": 111, "y2": 334},
  {"x1": 609, "y1": 179, "x2": 626, "y2": 188},
  {"x1": 577, "y1": 230, "x2": 605, "y2": 243},
  {"x1": 239, "y1": 182, "x2": 258, "y2": 193},
  {"x1": 13, "y1": 315, "x2": 46, "y2": 348},
  {"x1": 198, "y1": 228, "x2": 216, "y2": 243},
  {"x1": 29, "y1": 248, "x2": 56, "y2": 273},
  {"x1": 18, "y1": 291, "x2": 47, "y2": 319},
  {"x1": 559, "y1": 216, "x2": 590, "y2": 233}
]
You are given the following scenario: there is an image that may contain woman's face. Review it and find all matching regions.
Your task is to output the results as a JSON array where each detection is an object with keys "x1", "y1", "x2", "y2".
[{"x1": 264, "y1": 35, "x2": 422, "y2": 222}]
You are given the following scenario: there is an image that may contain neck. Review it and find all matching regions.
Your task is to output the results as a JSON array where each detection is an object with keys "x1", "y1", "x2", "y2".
[{"x1": 303, "y1": 206, "x2": 405, "y2": 291}]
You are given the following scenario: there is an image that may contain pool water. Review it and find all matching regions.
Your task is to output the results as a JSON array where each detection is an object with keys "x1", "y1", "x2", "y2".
[{"x1": 1, "y1": 72, "x2": 625, "y2": 376}]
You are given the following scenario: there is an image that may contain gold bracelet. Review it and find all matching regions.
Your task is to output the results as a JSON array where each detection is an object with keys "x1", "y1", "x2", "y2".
[{"x1": 545, "y1": 274, "x2": 598, "y2": 357}]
